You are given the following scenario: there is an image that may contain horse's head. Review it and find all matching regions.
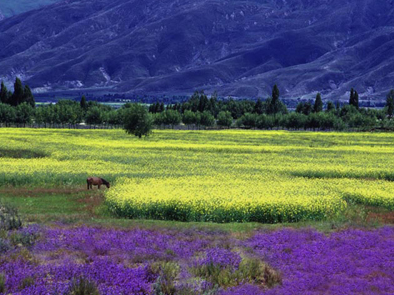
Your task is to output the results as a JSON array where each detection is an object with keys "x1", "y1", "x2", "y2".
[{"x1": 100, "y1": 178, "x2": 110, "y2": 189}]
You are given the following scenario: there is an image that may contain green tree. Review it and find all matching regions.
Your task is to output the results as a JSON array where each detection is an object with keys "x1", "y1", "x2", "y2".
[
  {"x1": 194, "y1": 112, "x2": 202, "y2": 128},
  {"x1": 43, "y1": 105, "x2": 59, "y2": 127},
  {"x1": 56, "y1": 101, "x2": 83, "y2": 126},
  {"x1": 85, "y1": 106, "x2": 103, "y2": 126},
  {"x1": 326, "y1": 101, "x2": 335, "y2": 112},
  {"x1": 349, "y1": 88, "x2": 359, "y2": 110},
  {"x1": 182, "y1": 110, "x2": 197, "y2": 128},
  {"x1": 149, "y1": 102, "x2": 160, "y2": 113},
  {"x1": 237, "y1": 113, "x2": 258, "y2": 129},
  {"x1": 0, "y1": 81, "x2": 10, "y2": 104},
  {"x1": 319, "y1": 112, "x2": 338, "y2": 130},
  {"x1": 254, "y1": 99, "x2": 264, "y2": 115},
  {"x1": 123, "y1": 104, "x2": 153, "y2": 138},
  {"x1": 306, "y1": 113, "x2": 321, "y2": 130},
  {"x1": 272, "y1": 84, "x2": 280, "y2": 104},
  {"x1": 15, "y1": 102, "x2": 34, "y2": 126},
  {"x1": 0, "y1": 103, "x2": 16, "y2": 126},
  {"x1": 256, "y1": 114, "x2": 274, "y2": 129},
  {"x1": 107, "y1": 110, "x2": 123, "y2": 126},
  {"x1": 347, "y1": 112, "x2": 375, "y2": 130},
  {"x1": 306, "y1": 112, "x2": 338, "y2": 130},
  {"x1": 10, "y1": 77, "x2": 24, "y2": 106},
  {"x1": 208, "y1": 92, "x2": 219, "y2": 116},
  {"x1": 349, "y1": 88, "x2": 354, "y2": 106},
  {"x1": 217, "y1": 111, "x2": 233, "y2": 128},
  {"x1": 198, "y1": 92, "x2": 209, "y2": 112},
  {"x1": 159, "y1": 103, "x2": 165, "y2": 113},
  {"x1": 285, "y1": 112, "x2": 307, "y2": 130},
  {"x1": 266, "y1": 85, "x2": 287, "y2": 115},
  {"x1": 313, "y1": 93, "x2": 323, "y2": 113},
  {"x1": 23, "y1": 85, "x2": 35, "y2": 108},
  {"x1": 226, "y1": 98, "x2": 244, "y2": 119},
  {"x1": 34, "y1": 106, "x2": 45, "y2": 126},
  {"x1": 153, "y1": 112, "x2": 164, "y2": 126},
  {"x1": 80, "y1": 95, "x2": 87, "y2": 111},
  {"x1": 296, "y1": 102, "x2": 312, "y2": 115},
  {"x1": 160, "y1": 109, "x2": 182, "y2": 128},
  {"x1": 386, "y1": 90, "x2": 394, "y2": 118},
  {"x1": 340, "y1": 104, "x2": 359, "y2": 120},
  {"x1": 354, "y1": 91, "x2": 359, "y2": 110},
  {"x1": 200, "y1": 111, "x2": 215, "y2": 128}
]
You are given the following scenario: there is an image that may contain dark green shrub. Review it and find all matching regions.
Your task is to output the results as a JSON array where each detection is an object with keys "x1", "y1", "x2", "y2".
[
  {"x1": 0, "y1": 201, "x2": 22, "y2": 231},
  {"x1": 150, "y1": 262, "x2": 180, "y2": 295},
  {"x1": 65, "y1": 277, "x2": 100, "y2": 295},
  {"x1": 191, "y1": 257, "x2": 282, "y2": 289},
  {"x1": 0, "y1": 238, "x2": 10, "y2": 253},
  {"x1": 10, "y1": 231, "x2": 39, "y2": 248},
  {"x1": 20, "y1": 276, "x2": 35, "y2": 290}
]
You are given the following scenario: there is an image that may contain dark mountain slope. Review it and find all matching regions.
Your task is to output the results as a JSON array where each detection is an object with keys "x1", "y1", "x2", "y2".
[
  {"x1": 0, "y1": 0, "x2": 393, "y2": 100},
  {"x1": 0, "y1": 0, "x2": 60, "y2": 18}
]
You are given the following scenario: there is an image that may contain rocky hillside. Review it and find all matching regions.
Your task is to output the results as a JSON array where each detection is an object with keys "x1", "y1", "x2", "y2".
[{"x1": 0, "y1": 0, "x2": 393, "y2": 100}]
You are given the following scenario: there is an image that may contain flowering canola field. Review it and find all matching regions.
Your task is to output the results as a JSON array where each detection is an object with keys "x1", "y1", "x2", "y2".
[{"x1": 1, "y1": 128, "x2": 394, "y2": 222}]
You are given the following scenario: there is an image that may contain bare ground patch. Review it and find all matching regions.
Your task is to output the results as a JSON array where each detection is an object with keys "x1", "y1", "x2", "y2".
[
  {"x1": 367, "y1": 210, "x2": 394, "y2": 224},
  {"x1": 0, "y1": 187, "x2": 87, "y2": 197}
]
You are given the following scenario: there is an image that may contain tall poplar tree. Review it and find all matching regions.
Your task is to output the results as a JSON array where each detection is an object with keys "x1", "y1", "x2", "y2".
[
  {"x1": 23, "y1": 85, "x2": 35, "y2": 108},
  {"x1": 0, "y1": 81, "x2": 9, "y2": 104},
  {"x1": 313, "y1": 93, "x2": 323, "y2": 113},
  {"x1": 349, "y1": 88, "x2": 359, "y2": 110},
  {"x1": 80, "y1": 95, "x2": 87, "y2": 111},
  {"x1": 272, "y1": 84, "x2": 280, "y2": 104},
  {"x1": 10, "y1": 77, "x2": 24, "y2": 106},
  {"x1": 349, "y1": 88, "x2": 354, "y2": 106},
  {"x1": 354, "y1": 91, "x2": 359, "y2": 109}
]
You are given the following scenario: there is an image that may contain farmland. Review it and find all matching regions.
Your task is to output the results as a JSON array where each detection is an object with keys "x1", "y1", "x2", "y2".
[
  {"x1": 1, "y1": 129, "x2": 394, "y2": 222},
  {"x1": 1, "y1": 128, "x2": 394, "y2": 294}
]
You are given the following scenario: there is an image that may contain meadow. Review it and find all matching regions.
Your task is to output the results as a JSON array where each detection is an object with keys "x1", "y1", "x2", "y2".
[
  {"x1": 1, "y1": 129, "x2": 394, "y2": 223},
  {"x1": 1, "y1": 128, "x2": 394, "y2": 294}
]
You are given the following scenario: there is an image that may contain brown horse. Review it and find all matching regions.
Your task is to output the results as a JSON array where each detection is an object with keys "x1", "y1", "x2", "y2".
[{"x1": 87, "y1": 177, "x2": 110, "y2": 190}]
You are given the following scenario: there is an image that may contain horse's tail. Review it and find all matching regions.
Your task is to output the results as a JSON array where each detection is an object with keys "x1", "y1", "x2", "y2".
[{"x1": 87, "y1": 178, "x2": 90, "y2": 190}]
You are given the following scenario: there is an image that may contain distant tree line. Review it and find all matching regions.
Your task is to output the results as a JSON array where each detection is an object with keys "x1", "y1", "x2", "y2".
[
  {"x1": 147, "y1": 86, "x2": 394, "y2": 132},
  {"x1": 1, "y1": 78, "x2": 394, "y2": 137}
]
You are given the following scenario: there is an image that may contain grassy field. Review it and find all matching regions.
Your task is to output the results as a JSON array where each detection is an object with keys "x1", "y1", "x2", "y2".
[{"x1": 0, "y1": 128, "x2": 394, "y2": 225}]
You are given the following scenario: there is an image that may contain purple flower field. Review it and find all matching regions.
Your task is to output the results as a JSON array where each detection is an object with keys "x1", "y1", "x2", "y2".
[{"x1": 0, "y1": 225, "x2": 393, "y2": 294}]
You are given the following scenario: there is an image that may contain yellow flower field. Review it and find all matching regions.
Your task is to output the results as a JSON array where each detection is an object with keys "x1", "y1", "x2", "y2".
[
  {"x1": 106, "y1": 176, "x2": 347, "y2": 223},
  {"x1": 0, "y1": 128, "x2": 394, "y2": 222}
]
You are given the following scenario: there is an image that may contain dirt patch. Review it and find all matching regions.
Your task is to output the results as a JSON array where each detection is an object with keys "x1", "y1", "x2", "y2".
[
  {"x1": 76, "y1": 191, "x2": 106, "y2": 217},
  {"x1": 367, "y1": 211, "x2": 394, "y2": 224},
  {"x1": 0, "y1": 187, "x2": 87, "y2": 197}
]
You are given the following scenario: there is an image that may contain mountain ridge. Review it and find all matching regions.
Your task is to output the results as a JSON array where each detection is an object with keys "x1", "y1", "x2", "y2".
[{"x1": 0, "y1": 0, "x2": 393, "y2": 101}]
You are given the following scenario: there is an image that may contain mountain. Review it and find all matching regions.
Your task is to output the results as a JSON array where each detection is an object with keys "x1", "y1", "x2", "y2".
[
  {"x1": 0, "y1": 0, "x2": 393, "y2": 101},
  {"x1": 0, "y1": 0, "x2": 60, "y2": 18}
]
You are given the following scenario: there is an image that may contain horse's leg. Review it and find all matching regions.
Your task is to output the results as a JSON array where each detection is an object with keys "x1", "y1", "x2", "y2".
[
  {"x1": 87, "y1": 180, "x2": 90, "y2": 190},
  {"x1": 98, "y1": 184, "x2": 101, "y2": 189}
]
